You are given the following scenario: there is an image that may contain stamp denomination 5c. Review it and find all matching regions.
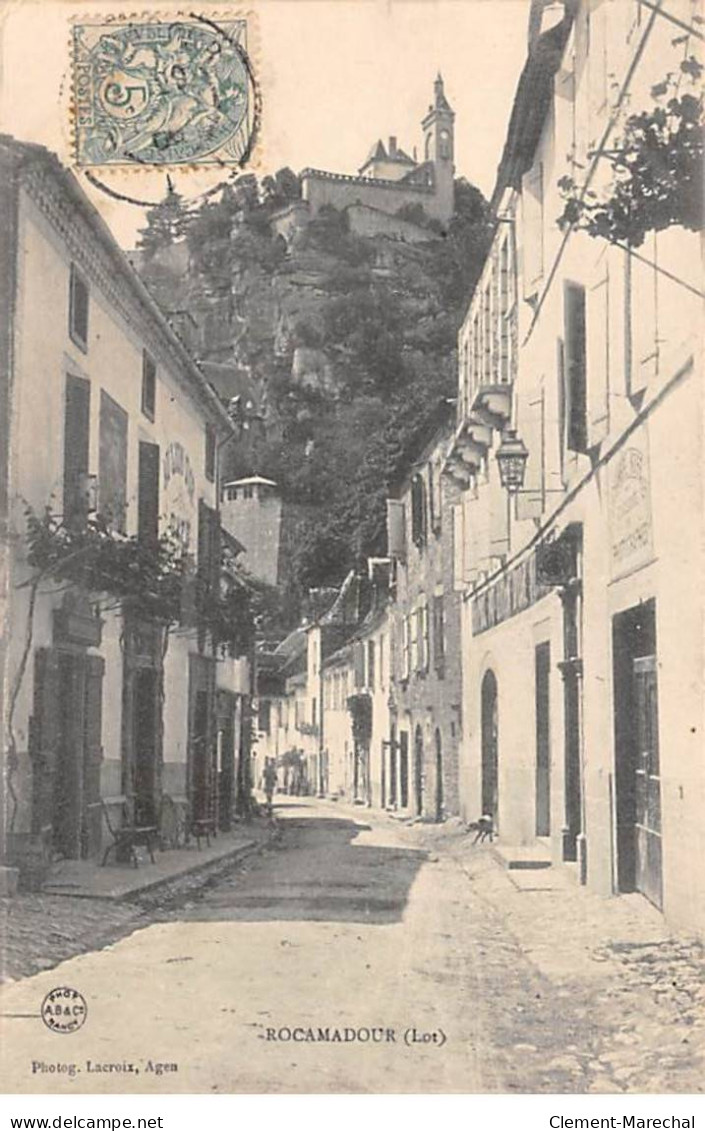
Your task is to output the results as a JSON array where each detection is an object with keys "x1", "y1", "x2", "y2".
[{"x1": 71, "y1": 16, "x2": 257, "y2": 168}]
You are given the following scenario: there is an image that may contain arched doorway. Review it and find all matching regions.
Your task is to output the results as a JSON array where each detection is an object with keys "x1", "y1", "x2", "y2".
[
  {"x1": 414, "y1": 725, "x2": 424, "y2": 816},
  {"x1": 481, "y1": 670, "x2": 498, "y2": 822},
  {"x1": 434, "y1": 728, "x2": 443, "y2": 822}
]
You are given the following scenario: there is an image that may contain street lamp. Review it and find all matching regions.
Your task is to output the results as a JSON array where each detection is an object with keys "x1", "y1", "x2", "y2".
[{"x1": 495, "y1": 428, "x2": 530, "y2": 494}]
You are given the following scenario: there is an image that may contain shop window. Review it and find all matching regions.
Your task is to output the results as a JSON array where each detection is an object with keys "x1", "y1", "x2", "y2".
[{"x1": 69, "y1": 263, "x2": 89, "y2": 352}]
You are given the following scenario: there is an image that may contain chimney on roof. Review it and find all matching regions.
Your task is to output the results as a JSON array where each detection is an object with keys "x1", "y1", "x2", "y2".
[{"x1": 389, "y1": 136, "x2": 397, "y2": 157}]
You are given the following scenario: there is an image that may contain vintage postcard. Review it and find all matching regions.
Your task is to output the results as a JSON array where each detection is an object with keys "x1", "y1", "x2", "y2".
[{"x1": 0, "y1": 0, "x2": 704, "y2": 1099}]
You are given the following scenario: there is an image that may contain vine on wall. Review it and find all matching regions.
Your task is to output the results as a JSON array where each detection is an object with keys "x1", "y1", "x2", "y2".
[{"x1": 558, "y1": 56, "x2": 703, "y2": 247}]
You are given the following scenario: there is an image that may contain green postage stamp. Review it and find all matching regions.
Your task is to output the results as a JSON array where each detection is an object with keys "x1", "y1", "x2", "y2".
[{"x1": 71, "y1": 16, "x2": 258, "y2": 167}]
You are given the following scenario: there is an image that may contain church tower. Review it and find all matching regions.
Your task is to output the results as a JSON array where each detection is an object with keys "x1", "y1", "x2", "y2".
[{"x1": 421, "y1": 73, "x2": 455, "y2": 224}]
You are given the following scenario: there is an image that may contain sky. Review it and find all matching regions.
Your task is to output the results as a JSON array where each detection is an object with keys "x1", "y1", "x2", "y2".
[{"x1": 0, "y1": 0, "x2": 531, "y2": 247}]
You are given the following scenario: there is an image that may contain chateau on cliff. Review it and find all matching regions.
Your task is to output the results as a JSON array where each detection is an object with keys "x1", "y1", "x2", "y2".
[{"x1": 272, "y1": 75, "x2": 456, "y2": 244}]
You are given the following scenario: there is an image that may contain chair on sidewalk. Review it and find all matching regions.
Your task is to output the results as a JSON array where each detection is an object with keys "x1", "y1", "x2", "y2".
[
  {"x1": 159, "y1": 792, "x2": 215, "y2": 851},
  {"x1": 100, "y1": 797, "x2": 158, "y2": 868}
]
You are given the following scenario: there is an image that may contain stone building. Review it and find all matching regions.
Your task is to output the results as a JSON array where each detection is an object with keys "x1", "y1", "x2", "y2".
[
  {"x1": 385, "y1": 404, "x2": 463, "y2": 819},
  {"x1": 0, "y1": 137, "x2": 250, "y2": 889},
  {"x1": 272, "y1": 75, "x2": 456, "y2": 247},
  {"x1": 221, "y1": 475, "x2": 283, "y2": 587},
  {"x1": 446, "y1": 0, "x2": 704, "y2": 936}
]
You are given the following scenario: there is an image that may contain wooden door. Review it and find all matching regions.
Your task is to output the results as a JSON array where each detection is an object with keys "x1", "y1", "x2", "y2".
[
  {"x1": 53, "y1": 653, "x2": 85, "y2": 859},
  {"x1": 481, "y1": 670, "x2": 498, "y2": 821},
  {"x1": 633, "y1": 655, "x2": 662, "y2": 909},
  {"x1": 414, "y1": 726, "x2": 424, "y2": 816},
  {"x1": 81, "y1": 655, "x2": 104, "y2": 857},
  {"x1": 399, "y1": 731, "x2": 409, "y2": 809},
  {"x1": 435, "y1": 729, "x2": 443, "y2": 822},
  {"x1": 133, "y1": 667, "x2": 158, "y2": 826},
  {"x1": 192, "y1": 689, "x2": 211, "y2": 823}
]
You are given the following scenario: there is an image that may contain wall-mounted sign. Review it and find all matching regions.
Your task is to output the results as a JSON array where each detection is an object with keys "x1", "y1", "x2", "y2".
[
  {"x1": 163, "y1": 441, "x2": 195, "y2": 502},
  {"x1": 163, "y1": 440, "x2": 196, "y2": 550},
  {"x1": 607, "y1": 430, "x2": 654, "y2": 582}
]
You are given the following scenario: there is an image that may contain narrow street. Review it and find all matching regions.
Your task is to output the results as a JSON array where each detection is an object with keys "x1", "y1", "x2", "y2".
[{"x1": 1, "y1": 799, "x2": 704, "y2": 1094}]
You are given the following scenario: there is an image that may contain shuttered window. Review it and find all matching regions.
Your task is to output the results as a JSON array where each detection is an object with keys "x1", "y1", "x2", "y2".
[
  {"x1": 409, "y1": 610, "x2": 418, "y2": 673},
  {"x1": 387, "y1": 499, "x2": 406, "y2": 560},
  {"x1": 367, "y1": 640, "x2": 375, "y2": 690},
  {"x1": 564, "y1": 282, "x2": 588, "y2": 453},
  {"x1": 515, "y1": 385, "x2": 544, "y2": 521},
  {"x1": 410, "y1": 474, "x2": 427, "y2": 547},
  {"x1": 205, "y1": 424, "x2": 216, "y2": 483},
  {"x1": 69, "y1": 264, "x2": 89, "y2": 352},
  {"x1": 587, "y1": 268, "x2": 610, "y2": 445},
  {"x1": 197, "y1": 501, "x2": 222, "y2": 637},
  {"x1": 402, "y1": 616, "x2": 411, "y2": 680},
  {"x1": 418, "y1": 601, "x2": 429, "y2": 673},
  {"x1": 138, "y1": 441, "x2": 160, "y2": 546},
  {"x1": 433, "y1": 595, "x2": 445, "y2": 671},
  {"x1": 353, "y1": 641, "x2": 365, "y2": 688},
  {"x1": 628, "y1": 235, "x2": 659, "y2": 394},
  {"x1": 63, "y1": 375, "x2": 90, "y2": 524},
  {"x1": 141, "y1": 351, "x2": 156, "y2": 420}
]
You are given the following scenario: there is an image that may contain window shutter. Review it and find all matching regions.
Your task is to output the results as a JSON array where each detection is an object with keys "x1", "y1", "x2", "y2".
[
  {"x1": 516, "y1": 385, "x2": 545, "y2": 521},
  {"x1": 452, "y1": 503, "x2": 465, "y2": 591},
  {"x1": 205, "y1": 425, "x2": 216, "y2": 483},
  {"x1": 409, "y1": 610, "x2": 418, "y2": 672},
  {"x1": 564, "y1": 283, "x2": 588, "y2": 453},
  {"x1": 353, "y1": 641, "x2": 365, "y2": 688},
  {"x1": 402, "y1": 616, "x2": 410, "y2": 680},
  {"x1": 367, "y1": 641, "x2": 375, "y2": 689},
  {"x1": 69, "y1": 264, "x2": 89, "y2": 350},
  {"x1": 630, "y1": 233, "x2": 658, "y2": 394},
  {"x1": 522, "y1": 163, "x2": 544, "y2": 298},
  {"x1": 411, "y1": 475, "x2": 427, "y2": 546},
  {"x1": 433, "y1": 595, "x2": 445, "y2": 667},
  {"x1": 420, "y1": 602, "x2": 429, "y2": 672},
  {"x1": 489, "y1": 466, "x2": 509, "y2": 557},
  {"x1": 138, "y1": 441, "x2": 160, "y2": 546},
  {"x1": 587, "y1": 268, "x2": 610, "y2": 445},
  {"x1": 386, "y1": 499, "x2": 406, "y2": 560},
  {"x1": 63, "y1": 375, "x2": 90, "y2": 523}
]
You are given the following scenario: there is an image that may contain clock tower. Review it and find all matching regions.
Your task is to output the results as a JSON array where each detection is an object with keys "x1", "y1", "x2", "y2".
[{"x1": 421, "y1": 73, "x2": 455, "y2": 224}]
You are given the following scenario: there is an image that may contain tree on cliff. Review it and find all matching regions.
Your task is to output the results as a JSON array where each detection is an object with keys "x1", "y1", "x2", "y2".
[
  {"x1": 133, "y1": 168, "x2": 492, "y2": 611},
  {"x1": 137, "y1": 185, "x2": 190, "y2": 258}
]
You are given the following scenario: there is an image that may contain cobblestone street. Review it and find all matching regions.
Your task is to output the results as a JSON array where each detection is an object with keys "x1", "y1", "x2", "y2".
[{"x1": 1, "y1": 799, "x2": 703, "y2": 1094}]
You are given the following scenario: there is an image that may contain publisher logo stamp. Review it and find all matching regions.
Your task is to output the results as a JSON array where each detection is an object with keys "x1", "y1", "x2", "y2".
[{"x1": 41, "y1": 987, "x2": 88, "y2": 1034}]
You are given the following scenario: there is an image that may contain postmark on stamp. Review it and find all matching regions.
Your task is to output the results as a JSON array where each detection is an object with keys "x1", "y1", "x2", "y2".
[{"x1": 71, "y1": 15, "x2": 258, "y2": 168}]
